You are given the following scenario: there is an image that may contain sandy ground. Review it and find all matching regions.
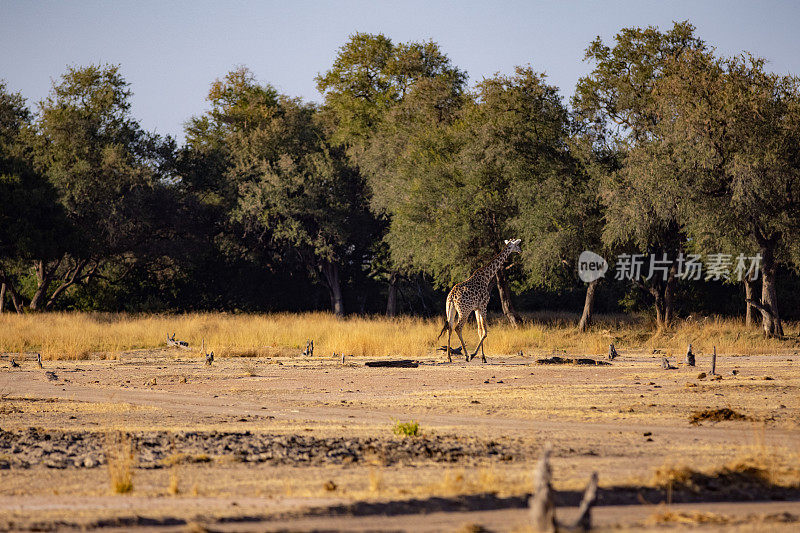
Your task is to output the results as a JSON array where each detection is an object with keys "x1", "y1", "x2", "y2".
[{"x1": 1, "y1": 348, "x2": 799, "y2": 531}]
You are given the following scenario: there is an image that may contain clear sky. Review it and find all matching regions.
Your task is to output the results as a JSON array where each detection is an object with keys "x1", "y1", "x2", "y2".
[{"x1": 2, "y1": 1, "x2": 799, "y2": 142}]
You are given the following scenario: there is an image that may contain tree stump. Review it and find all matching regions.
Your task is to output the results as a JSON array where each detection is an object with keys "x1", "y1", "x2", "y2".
[
  {"x1": 529, "y1": 444, "x2": 556, "y2": 533},
  {"x1": 608, "y1": 343, "x2": 618, "y2": 360},
  {"x1": 685, "y1": 343, "x2": 695, "y2": 366},
  {"x1": 711, "y1": 346, "x2": 717, "y2": 375}
]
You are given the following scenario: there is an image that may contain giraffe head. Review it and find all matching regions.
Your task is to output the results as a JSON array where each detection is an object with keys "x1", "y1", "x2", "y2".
[{"x1": 504, "y1": 238, "x2": 522, "y2": 253}]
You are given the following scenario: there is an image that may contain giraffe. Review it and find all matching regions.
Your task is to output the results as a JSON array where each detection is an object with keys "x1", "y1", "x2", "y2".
[{"x1": 437, "y1": 239, "x2": 522, "y2": 363}]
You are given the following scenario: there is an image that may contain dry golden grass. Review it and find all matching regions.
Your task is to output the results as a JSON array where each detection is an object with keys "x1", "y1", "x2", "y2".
[
  {"x1": 648, "y1": 509, "x2": 730, "y2": 525},
  {"x1": 0, "y1": 311, "x2": 796, "y2": 360},
  {"x1": 167, "y1": 468, "x2": 180, "y2": 495},
  {"x1": 105, "y1": 431, "x2": 134, "y2": 494},
  {"x1": 652, "y1": 442, "x2": 800, "y2": 493}
]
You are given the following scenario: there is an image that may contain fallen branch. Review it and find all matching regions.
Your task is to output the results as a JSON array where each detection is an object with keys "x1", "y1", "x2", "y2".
[{"x1": 364, "y1": 359, "x2": 419, "y2": 368}]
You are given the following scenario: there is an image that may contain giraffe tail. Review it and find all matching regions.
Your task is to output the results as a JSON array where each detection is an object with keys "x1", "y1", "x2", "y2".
[{"x1": 437, "y1": 294, "x2": 455, "y2": 340}]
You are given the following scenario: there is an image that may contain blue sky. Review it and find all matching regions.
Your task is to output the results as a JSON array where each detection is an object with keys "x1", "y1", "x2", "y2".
[{"x1": 2, "y1": 1, "x2": 799, "y2": 142}]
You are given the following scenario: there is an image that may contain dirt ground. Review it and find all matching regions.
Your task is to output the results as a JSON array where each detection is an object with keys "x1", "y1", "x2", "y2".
[{"x1": 1, "y1": 348, "x2": 799, "y2": 532}]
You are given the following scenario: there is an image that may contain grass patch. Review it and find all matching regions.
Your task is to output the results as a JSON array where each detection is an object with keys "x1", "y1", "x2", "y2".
[
  {"x1": 649, "y1": 509, "x2": 730, "y2": 525},
  {"x1": 2, "y1": 311, "x2": 796, "y2": 360},
  {"x1": 653, "y1": 450, "x2": 800, "y2": 496},
  {"x1": 105, "y1": 432, "x2": 134, "y2": 494},
  {"x1": 393, "y1": 420, "x2": 421, "y2": 437},
  {"x1": 689, "y1": 407, "x2": 748, "y2": 425}
]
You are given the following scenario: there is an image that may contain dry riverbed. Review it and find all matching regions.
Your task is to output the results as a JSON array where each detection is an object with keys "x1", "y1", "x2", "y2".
[{"x1": 1, "y1": 348, "x2": 799, "y2": 531}]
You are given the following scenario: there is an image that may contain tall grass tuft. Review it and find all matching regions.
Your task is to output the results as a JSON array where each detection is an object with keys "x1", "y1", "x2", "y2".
[{"x1": 105, "y1": 431, "x2": 134, "y2": 494}]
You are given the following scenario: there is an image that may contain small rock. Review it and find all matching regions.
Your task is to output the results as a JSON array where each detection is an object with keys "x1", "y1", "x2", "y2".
[{"x1": 323, "y1": 480, "x2": 337, "y2": 491}]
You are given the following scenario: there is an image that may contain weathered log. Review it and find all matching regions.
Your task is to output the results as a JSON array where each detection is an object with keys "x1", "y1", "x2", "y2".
[
  {"x1": 537, "y1": 356, "x2": 611, "y2": 366},
  {"x1": 437, "y1": 345, "x2": 463, "y2": 356},
  {"x1": 571, "y1": 471, "x2": 599, "y2": 531},
  {"x1": 364, "y1": 360, "x2": 418, "y2": 368},
  {"x1": 529, "y1": 444, "x2": 556, "y2": 533},
  {"x1": 528, "y1": 444, "x2": 599, "y2": 532}
]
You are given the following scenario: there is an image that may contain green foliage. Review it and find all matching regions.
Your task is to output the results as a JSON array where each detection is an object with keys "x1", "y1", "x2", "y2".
[
  {"x1": 3, "y1": 29, "x2": 800, "y2": 325},
  {"x1": 392, "y1": 420, "x2": 420, "y2": 437},
  {"x1": 365, "y1": 66, "x2": 575, "y2": 292},
  {"x1": 316, "y1": 32, "x2": 466, "y2": 148}
]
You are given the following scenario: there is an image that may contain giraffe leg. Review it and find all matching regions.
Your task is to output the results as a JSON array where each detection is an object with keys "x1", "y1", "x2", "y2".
[
  {"x1": 454, "y1": 317, "x2": 469, "y2": 362},
  {"x1": 446, "y1": 324, "x2": 452, "y2": 363},
  {"x1": 472, "y1": 307, "x2": 488, "y2": 363}
]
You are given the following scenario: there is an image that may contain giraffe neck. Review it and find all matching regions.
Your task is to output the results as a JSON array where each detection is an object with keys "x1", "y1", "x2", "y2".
[{"x1": 474, "y1": 246, "x2": 513, "y2": 286}]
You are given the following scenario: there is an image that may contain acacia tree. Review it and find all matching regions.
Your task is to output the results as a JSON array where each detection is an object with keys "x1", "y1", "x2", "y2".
[
  {"x1": 651, "y1": 51, "x2": 800, "y2": 336},
  {"x1": 317, "y1": 33, "x2": 467, "y2": 316},
  {"x1": 18, "y1": 65, "x2": 174, "y2": 311},
  {"x1": 364, "y1": 67, "x2": 573, "y2": 326},
  {"x1": 512, "y1": 130, "x2": 607, "y2": 332},
  {"x1": 190, "y1": 68, "x2": 375, "y2": 316},
  {"x1": 573, "y1": 21, "x2": 707, "y2": 329},
  {"x1": 0, "y1": 82, "x2": 68, "y2": 312}
]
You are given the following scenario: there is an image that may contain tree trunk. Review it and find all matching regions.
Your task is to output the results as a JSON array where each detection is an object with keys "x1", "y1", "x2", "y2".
[
  {"x1": 29, "y1": 260, "x2": 55, "y2": 311},
  {"x1": 0, "y1": 283, "x2": 5, "y2": 313},
  {"x1": 6, "y1": 282, "x2": 24, "y2": 313},
  {"x1": 663, "y1": 262, "x2": 677, "y2": 327},
  {"x1": 495, "y1": 270, "x2": 521, "y2": 327},
  {"x1": 743, "y1": 276, "x2": 757, "y2": 327},
  {"x1": 0, "y1": 271, "x2": 25, "y2": 313},
  {"x1": 759, "y1": 247, "x2": 783, "y2": 337},
  {"x1": 577, "y1": 279, "x2": 599, "y2": 333},
  {"x1": 385, "y1": 271, "x2": 398, "y2": 318},
  {"x1": 321, "y1": 261, "x2": 345, "y2": 317}
]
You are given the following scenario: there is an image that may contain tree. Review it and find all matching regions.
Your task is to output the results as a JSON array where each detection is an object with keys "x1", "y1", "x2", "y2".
[
  {"x1": 365, "y1": 67, "x2": 573, "y2": 326},
  {"x1": 234, "y1": 131, "x2": 375, "y2": 316},
  {"x1": 512, "y1": 130, "x2": 607, "y2": 332},
  {"x1": 0, "y1": 81, "x2": 69, "y2": 312},
  {"x1": 316, "y1": 33, "x2": 466, "y2": 151},
  {"x1": 188, "y1": 67, "x2": 376, "y2": 316},
  {"x1": 21, "y1": 65, "x2": 174, "y2": 310},
  {"x1": 651, "y1": 51, "x2": 800, "y2": 336},
  {"x1": 573, "y1": 21, "x2": 707, "y2": 329},
  {"x1": 317, "y1": 33, "x2": 467, "y2": 316}
]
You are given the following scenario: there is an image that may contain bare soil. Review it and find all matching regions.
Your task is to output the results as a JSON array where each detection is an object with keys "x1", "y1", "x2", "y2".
[{"x1": 1, "y1": 348, "x2": 799, "y2": 531}]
